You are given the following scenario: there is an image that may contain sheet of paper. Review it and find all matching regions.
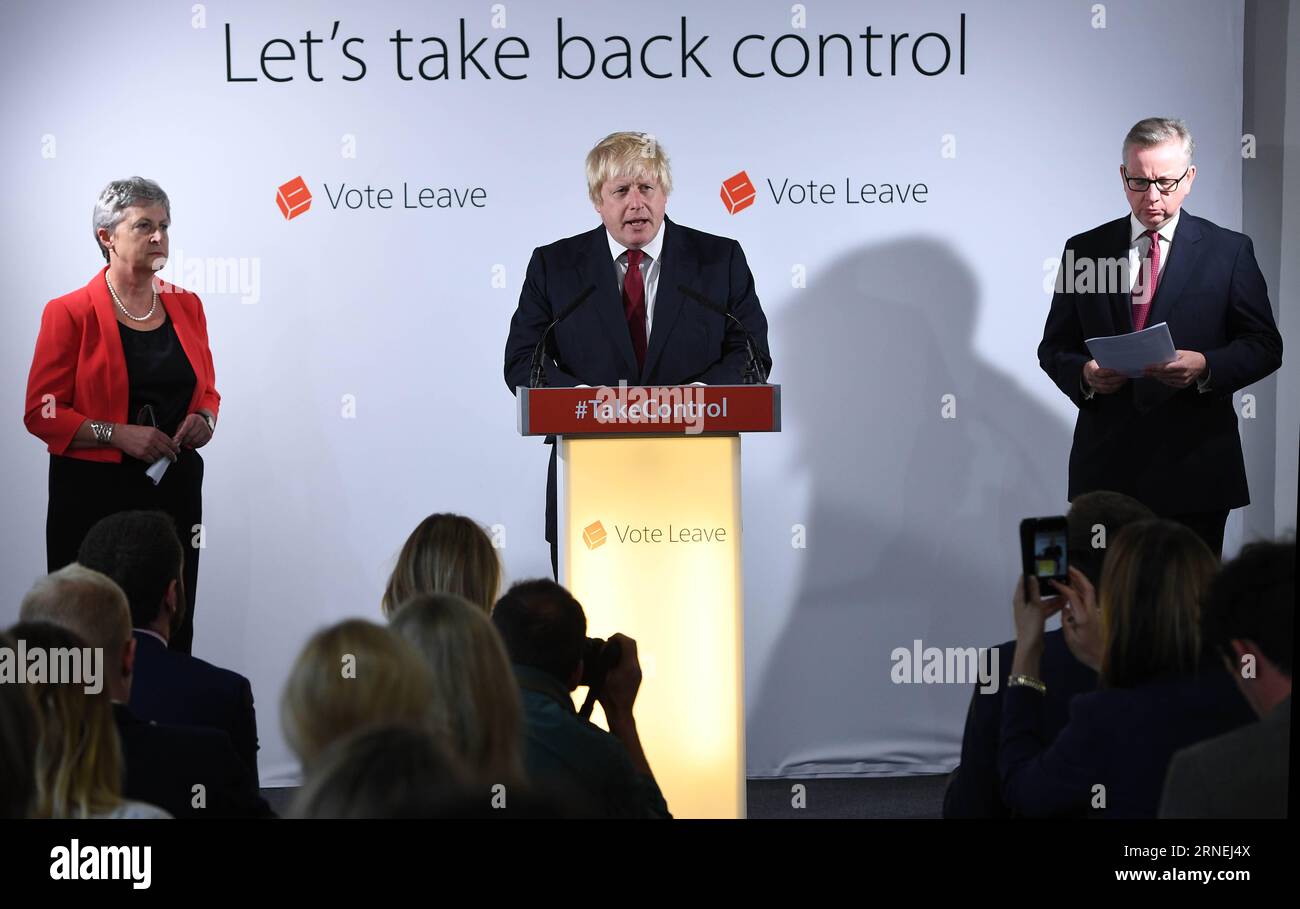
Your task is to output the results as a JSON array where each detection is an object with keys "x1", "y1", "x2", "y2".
[
  {"x1": 1085, "y1": 321, "x2": 1176, "y2": 378},
  {"x1": 145, "y1": 456, "x2": 171, "y2": 486}
]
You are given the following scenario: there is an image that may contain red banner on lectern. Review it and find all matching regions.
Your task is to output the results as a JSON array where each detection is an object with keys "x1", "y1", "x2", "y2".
[{"x1": 518, "y1": 384, "x2": 780, "y2": 436}]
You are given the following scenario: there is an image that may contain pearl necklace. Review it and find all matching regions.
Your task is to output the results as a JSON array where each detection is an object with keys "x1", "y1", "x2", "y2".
[{"x1": 106, "y1": 276, "x2": 158, "y2": 322}]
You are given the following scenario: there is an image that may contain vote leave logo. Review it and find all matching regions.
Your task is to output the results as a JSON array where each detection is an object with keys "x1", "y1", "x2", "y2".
[
  {"x1": 720, "y1": 170, "x2": 756, "y2": 215},
  {"x1": 583, "y1": 520, "x2": 608, "y2": 551},
  {"x1": 276, "y1": 176, "x2": 312, "y2": 220}
]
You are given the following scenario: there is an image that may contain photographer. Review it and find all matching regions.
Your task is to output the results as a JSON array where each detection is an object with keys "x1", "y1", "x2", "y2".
[{"x1": 491, "y1": 579, "x2": 670, "y2": 818}]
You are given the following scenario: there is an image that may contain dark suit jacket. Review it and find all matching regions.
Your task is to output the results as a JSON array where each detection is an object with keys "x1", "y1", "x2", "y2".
[
  {"x1": 1159, "y1": 694, "x2": 1290, "y2": 818},
  {"x1": 113, "y1": 703, "x2": 274, "y2": 819},
  {"x1": 1038, "y1": 212, "x2": 1282, "y2": 514},
  {"x1": 999, "y1": 667, "x2": 1255, "y2": 818},
  {"x1": 503, "y1": 216, "x2": 771, "y2": 540},
  {"x1": 944, "y1": 629, "x2": 1097, "y2": 818},
  {"x1": 129, "y1": 630, "x2": 259, "y2": 785}
]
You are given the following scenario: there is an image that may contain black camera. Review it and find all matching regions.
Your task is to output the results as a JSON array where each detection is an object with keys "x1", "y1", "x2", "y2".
[{"x1": 580, "y1": 636, "x2": 623, "y2": 691}]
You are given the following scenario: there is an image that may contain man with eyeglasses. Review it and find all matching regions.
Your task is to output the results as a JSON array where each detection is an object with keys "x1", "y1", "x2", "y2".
[{"x1": 1038, "y1": 118, "x2": 1282, "y2": 556}]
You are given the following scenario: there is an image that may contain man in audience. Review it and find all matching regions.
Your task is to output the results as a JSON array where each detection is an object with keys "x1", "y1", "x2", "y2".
[
  {"x1": 77, "y1": 510, "x2": 259, "y2": 781},
  {"x1": 491, "y1": 579, "x2": 670, "y2": 818},
  {"x1": 20, "y1": 565, "x2": 272, "y2": 818},
  {"x1": 944, "y1": 490, "x2": 1154, "y2": 817},
  {"x1": 1160, "y1": 540, "x2": 1293, "y2": 817}
]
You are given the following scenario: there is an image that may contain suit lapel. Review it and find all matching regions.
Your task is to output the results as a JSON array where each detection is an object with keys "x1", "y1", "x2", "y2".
[
  {"x1": 89, "y1": 267, "x2": 130, "y2": 421},
  {"x1": 642, "y1": 217, "x2": 693, "y2": 383},
  {"x1": 1102, "y1": 217, "x2": 1133, "y2": 334},
  {"x1": 1131, "y1": 214, "x2": 1203, "y2": 413},
  {"x1": 1145, "y1": 212, "x2": 1203, "y2": 330}
]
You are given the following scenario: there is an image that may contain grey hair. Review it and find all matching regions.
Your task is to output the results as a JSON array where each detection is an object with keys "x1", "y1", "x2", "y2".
[
  {"x1": 18, "y1": 563, "x2": 132, "y2": 658},
  {"x1": 1122, "y1": 118, "x2": 1195, "y2": 166},
  {"x1": 92, "y1": 177, "x2": 170, "y2": 263}
]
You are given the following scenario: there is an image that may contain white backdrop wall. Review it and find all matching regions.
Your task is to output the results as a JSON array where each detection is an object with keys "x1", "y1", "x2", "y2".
[{"x1": 0, "y1": 0, "x2": 1262, "y2": 786}]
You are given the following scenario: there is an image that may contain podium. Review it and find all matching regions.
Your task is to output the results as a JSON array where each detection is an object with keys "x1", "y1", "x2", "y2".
[{"x1": 517, "y1": 384, "x2": 780, "y2": 819}]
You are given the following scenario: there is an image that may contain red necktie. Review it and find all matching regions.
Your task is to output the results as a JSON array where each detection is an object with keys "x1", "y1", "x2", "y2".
[
  {"x1": 623, "y1": 248, "x2": 647, "y2": 370},
  {"x1": 1132, "y1": 228, "x2": 1162, "y2": 332}
]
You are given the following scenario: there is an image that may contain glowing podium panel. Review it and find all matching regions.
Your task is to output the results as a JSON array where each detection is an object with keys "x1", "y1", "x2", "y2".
[{"x1": 518, "y1": 384, "x2": 779, "y2": 819}]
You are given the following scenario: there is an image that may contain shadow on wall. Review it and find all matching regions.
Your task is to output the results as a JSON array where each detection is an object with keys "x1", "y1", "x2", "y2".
[{"x1": 747, "y1": 237, "x2": 1073, "y2": 776}]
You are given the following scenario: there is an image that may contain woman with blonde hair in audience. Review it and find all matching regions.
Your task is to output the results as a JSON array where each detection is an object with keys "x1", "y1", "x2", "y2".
[
  {"x1": 15, "y1": 621, "x2": 169, "y2": 819},
  {"x1": 381, "y1": 513, "x2": 500, "y2": 617},
  {"x1": 281, "y1": 619, "x2": 435, "y2": 771},
  {"x1": 389, "y1": 593, "x2": 525, "y2": 783},
  {"x1": 1000, "y1": 519, "x2": 1255, "y2": 817}
]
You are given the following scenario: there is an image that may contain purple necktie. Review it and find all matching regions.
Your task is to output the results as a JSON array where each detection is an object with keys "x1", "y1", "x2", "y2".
[
  {"x1": 623, "y1": 248, "x2": 647, "y2": 370},
  {"x1": 1132, "y1": 229, "x2": 1162, "y2": 332}
]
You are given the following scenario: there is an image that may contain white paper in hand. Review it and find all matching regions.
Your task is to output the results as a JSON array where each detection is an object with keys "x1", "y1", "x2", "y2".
[
  {"x1": 1085, "y1": 322, "x2": 1176, "y2": 378},
  {"x1": 145, "y1": 457, "x2": 171, "y2": 486}
]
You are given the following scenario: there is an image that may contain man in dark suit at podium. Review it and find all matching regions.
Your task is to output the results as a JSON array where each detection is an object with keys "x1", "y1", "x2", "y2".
[
  {"x1": 504, "y1": 131, "x2": 771, "y2": 574},
  {"x1": 1038, "y1": 117, "x2": 1282, "y2": 556}
]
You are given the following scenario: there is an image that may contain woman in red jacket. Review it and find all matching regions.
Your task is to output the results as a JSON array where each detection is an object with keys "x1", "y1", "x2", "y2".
[{"x1": 24, "y1": 177, "x2": 219, "y2": 654}]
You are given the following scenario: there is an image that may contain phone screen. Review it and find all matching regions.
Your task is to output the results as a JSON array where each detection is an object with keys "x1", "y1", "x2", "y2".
[{"x1": 1020, "y1": 516, "x2": 1069, "y2": 588}]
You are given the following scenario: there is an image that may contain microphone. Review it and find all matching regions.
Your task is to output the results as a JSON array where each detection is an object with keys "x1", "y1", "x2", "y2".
[
  {"x1": 677, "y1": 284, "x2": 771, "y2": 384},
  {"x1": 530, "y1": 285, "x2": 596, "y2": 388}
]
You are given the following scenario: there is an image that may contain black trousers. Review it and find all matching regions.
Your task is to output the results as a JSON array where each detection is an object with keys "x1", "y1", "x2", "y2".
[
  {"x1": 46, "y1": 451, "x2": 204, "y2": 653},
  {"x1": 1164, "y1": 509, "x2": 1230, "y2": 559}
]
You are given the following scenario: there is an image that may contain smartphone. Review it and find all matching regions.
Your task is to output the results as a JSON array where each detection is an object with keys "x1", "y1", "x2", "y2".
[{"x1": 1020, "y1": 516, "x2": 1069, "y2": 593}]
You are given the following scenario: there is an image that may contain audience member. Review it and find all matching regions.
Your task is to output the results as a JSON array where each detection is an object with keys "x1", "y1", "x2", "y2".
[
  {"x1": 290, "y1": 725, "x2": 465, "y2": 819},
  {"x1": 11, "y1": 620, "x2": 169, "y2": 818},
  {"x1": 381, "y1": 513, "x2": 501, "y2": 617},
  {"x1": 492, "y1": 579, "x2": 670, "y2": 818},
  {"x1": 389, "y1": 593, "x2": 525, "y2": 783},
  {"x1": 945, "y1": 491, "x2": 1153, "y2": 817},
  {"x1": 1000, "y1": 520, "x2": 1255, "y2": 817},
  {"x1": 281, "y1": 619, "x2": 434, "y2": 771},
  {"x1": 1160, "y1": 540, "x2": 1294, "y2": 817},
  {"x1": 0, "y1": 630, "x2": 38, "y2": 818},
  {"x1": 20, "y1": 564, "x2": 271, "y2": 818},
  {"x1": 77, "y1": 510, "x2": 259, "y2": 780}
]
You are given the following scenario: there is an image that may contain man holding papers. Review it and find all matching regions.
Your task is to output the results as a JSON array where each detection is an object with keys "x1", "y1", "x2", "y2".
[{"x1": 1038, "y1": 118, "x2": 1282, "y2": 555}]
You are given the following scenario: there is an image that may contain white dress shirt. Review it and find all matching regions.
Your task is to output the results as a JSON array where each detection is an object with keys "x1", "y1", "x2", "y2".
[
  {"x1": 1128, "y1": 210, "x2": 1179, "y2": 295},
  {"x1": 607, "y1": 219, "x2": 665, "y2": 337}
]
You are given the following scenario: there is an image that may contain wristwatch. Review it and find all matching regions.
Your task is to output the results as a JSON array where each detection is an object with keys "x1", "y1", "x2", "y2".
[{"x1": 198, "y1": 413, "x2": 215, "y2": 433}]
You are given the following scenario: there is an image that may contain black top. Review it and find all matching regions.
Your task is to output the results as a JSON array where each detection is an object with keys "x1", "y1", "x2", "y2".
[{"x1": 119, "y1": 314, "x2": 196, "y2": 437}]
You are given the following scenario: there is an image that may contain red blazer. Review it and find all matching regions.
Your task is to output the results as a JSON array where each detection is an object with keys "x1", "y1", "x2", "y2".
[{"x1": 24, "y1": 267, "x2": 220, "y2": 463}]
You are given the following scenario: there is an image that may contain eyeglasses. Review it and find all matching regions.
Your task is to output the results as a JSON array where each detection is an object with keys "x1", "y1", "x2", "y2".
[{"x1": 1123, "y1": 166, "x2": 1190, "y2": 194}]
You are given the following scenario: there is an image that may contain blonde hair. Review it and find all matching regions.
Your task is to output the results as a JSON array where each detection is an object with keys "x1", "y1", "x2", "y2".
[
  {"x1": 584, "y1": 132, "x2": 673, "y2": 205},
  {"x1": 389, "y1": 594, "x2": 525, "y2": 783},
  {"x1": 20, "y1": 564, "x2": 132, "y2": 688},
  {"x1": 381, "y1": 514, "x2": 501, "y2": 618},
  {"x1": 16, "y1": 621, "x2": 124, "y2": 818},
  {"x1": 281, "y1": 620, "x2": 435, "y2": 770},
  {"x1": 1099, "y1": 520, "x2": 1217, "y2": 689}
]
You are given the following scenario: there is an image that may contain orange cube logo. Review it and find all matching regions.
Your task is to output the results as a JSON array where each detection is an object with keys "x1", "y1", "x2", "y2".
[
  {"x1": 276, "y1": 176, "x2": 312, "y2": 220},
  {"x1": 583, "y1": 520, "x2": 608, "y2": 551},
  {"x1": 720, "y1": 171, "x2": 756, "y2": 214}
]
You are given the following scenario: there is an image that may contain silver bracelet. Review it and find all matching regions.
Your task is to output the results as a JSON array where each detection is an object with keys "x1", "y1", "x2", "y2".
[
  {"x1": 1007, "y1": 673, "x2": 1047, "y2": 695},
  {"x1": 90, "y1": 421, "x2": 114, "y2": 445}
]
